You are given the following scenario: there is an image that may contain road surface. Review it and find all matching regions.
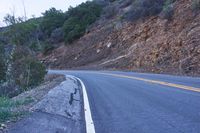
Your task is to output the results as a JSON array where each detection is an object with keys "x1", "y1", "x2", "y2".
[{"x1": 49, "y1": 70, "x2": 200, "y2": 133}]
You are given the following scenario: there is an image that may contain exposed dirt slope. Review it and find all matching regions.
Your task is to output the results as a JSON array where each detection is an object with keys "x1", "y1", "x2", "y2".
[{"x1": 40, "y1": 0, "x2": 200, "y2": 76}]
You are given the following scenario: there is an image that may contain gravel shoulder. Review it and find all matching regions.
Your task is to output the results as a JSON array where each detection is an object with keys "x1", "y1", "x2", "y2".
[
  {"x1": 0, "y1": 74, "x2": 77, "y2": 133},
  {"x1": 1, "y1": 74, "x2": 84, "y2": 133},
  {"x1": 6, "y1": 75, "x2": 85, "y2": 133}
]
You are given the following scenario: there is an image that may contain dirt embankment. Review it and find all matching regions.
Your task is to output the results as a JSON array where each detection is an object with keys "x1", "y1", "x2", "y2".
[{"x1": 40, "y1": 0, "x2": 200, "y2": 76}]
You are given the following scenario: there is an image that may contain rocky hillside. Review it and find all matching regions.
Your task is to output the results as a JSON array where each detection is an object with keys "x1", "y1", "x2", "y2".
[{"x1": 40, "y1": 0, "x2": 200, "y2": 76}]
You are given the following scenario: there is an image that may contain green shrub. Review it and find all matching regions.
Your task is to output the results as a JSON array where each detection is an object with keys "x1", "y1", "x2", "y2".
[
  {"x1": 41, "y1": 42, "x2": 55, "y2": 55},
  {"x1": 119, "y1": 0, "x2": 133, "y2": 8},
  {"x1": 103, "y1": 5, "x2": 118, "y2": 19},
  {"x1": 160, "y1": 0, "x2": 174, "y2": 20},
  {"x1": 0, "y1": 84, "x2": 21, "y2": 97},
  {"x1": 27, "y1": 59, "x2": 47, "y2": 87},
  {"x1": 29, "y1": 41, "x2": 41, "y2": 51},
  {"x1": 41, "y1": 8, "x2": 65, "y2": 37},
  {"x1": 63, "y1": 18, "x2": 85, "y2": 43},
  {"x1": 0, "y1": 44, "x2": 6, "y2": 83},
  {"x1": 11, "y1": 46, "x2": 46, "y2": 89},
  {"x1": 0, "y1": 97, "x2": 18, "y2": 122},
  {"x1": 109, "y1": 0, "x2": 117, "y2": 2},
  {"x1": 63, "y1": 1, "x2": 102, "y2": 43},
  {"x1": 50, "y1": 28, "x2": 64, "y2": 43},
  {"x1": 192, "y1": 0, "x2": 200, "y2": 11},
  {"x1": 3, "y1": 16, "x2": 42, "y2": 47},
  {"x1": 124, "y1": 0, "x2": 166, "y2": 21},
  {"x1": 0, "y1": 97, "x2": 31, "y2": 122},
  {"x1": 2, "y1": 15, "x2": 46, "y2": 90}
]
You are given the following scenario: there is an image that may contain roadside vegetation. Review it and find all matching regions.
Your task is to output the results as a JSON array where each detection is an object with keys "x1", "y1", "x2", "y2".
[
  {"x1": 0, "y1": 74, "x2": 65, "y2": 130},
  {"x1": 0, "y1": 1, "x2": 197, "y2": 89},
  {"x1": 0, "y1": 0, "x2": 198, "y2": 100},
  {"x1": 1, "y1": 0, "x2": 199, "y2": 129},
  {"x1": 0, "y1": 2, "x2": 103, "y2": 118},
  {"x1": 0, "y1": 42, "x2": 46, "y2": 97},
  {"x1": 0, "y1": 97, "x2": 33, "y2": 123},
  {"x1": 0, "y1": 5, "x2": 46, "y2": 98},
  {"x1": 0, "y1": 1, "x2": 103, "y2": 125},
  {"x1": 0, "y1": 44, "x2": 6, "y2": 83},
  {"x1": 0, "y1": 1, "x2": 103, "y2": 53}
]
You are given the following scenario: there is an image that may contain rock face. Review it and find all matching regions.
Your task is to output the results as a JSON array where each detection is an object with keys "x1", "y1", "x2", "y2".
[{"x1": 40, "y1": 0, "x2": 200, "y2": 76}]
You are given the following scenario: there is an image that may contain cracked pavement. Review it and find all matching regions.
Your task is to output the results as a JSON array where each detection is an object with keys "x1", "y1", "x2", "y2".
[{"x1": 7, "y1": 76, "x2": 85, "y2": 133}]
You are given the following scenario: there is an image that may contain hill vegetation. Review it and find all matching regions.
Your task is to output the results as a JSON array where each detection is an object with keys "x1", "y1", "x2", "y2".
[
  {"x1": 0, "y1": 1, "x2": 104, "y2": 97},
  {"x1": 1, "y1": 0, "x2": 199, "y2": 128},
  {"x1": 123, "y1": 0, "x2": 175, "y2": 21},
  {"x1": 39, "y1": 0, "x2": 200, "y2": 76},
  {"x1": 63, "y1": 2, "x2": 102, "y2": 43},
  {"x1": 1, "y1": 0, "x2": 200, "y2": 96}
]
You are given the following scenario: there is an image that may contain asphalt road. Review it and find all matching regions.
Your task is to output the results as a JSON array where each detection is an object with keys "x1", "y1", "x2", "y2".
[{"x1": 50, "y1": 70, "x2": 200, "y2": 133}]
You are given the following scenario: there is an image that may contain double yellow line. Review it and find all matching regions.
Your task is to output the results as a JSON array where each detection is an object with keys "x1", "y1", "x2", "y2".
[{"x1": 97, "y1": 72, "x2": 200, "y2": 93}]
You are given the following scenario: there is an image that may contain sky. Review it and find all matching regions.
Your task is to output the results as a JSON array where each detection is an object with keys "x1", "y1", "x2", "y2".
[{"x1": 0, "y1": 0, "x2": 88, "y2": 27}]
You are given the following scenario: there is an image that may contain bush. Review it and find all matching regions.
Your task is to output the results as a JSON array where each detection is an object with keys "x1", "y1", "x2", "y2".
[
  {"x1": 0, "y1": 44, "x2": 6, "y2": 83},
  {"x1": 3, "y1": 16, "x2": 42, "y2": 47},
  {"x1": 50, "y1": 28, "x2": 64, "y2": 43},
  {"x1": 192, "y1": 0, "x2": 200, "y2": 11},
  {"x1": 1, "y1": 12, "x2": 46, "y2": 94},
  {"x1": 124, "y1": 0, "x2": 166, "y2": 21},
  {"x1": 27, "y1": 59, "x2": 47, "y2": 87},
  {"x1": 41, "y1": 8, "x2": 65, "y2": 37},
  {"x1": 63, "y1": 1, "x2": 103, "y2": 43},
  {"x1": 0, "y1": 83, "x2": 21, "y2": 97},
  {"x1": 29, "y1": 41, "x2": 41, "y2": 51},
  {"x1": 41, "y1": 42, "x2": 55, "y2": 55},
  {"x1": 119, "y1": 0, "x2": 133, "y2": 8},
  {"x1": 63, "y1": 18, "x2": 85, "y2": 43},
  {"x1": 109, "y1": 0, "x2": 117, "y2": 2},
  {"x1": 11, "y1": 46, "x2": 46, "y2": 89},
  {"x1": 160, "y1": 0, "x2": 174, "y2": 20},
  {"x1": 0, "y1": 97, "x2": 30, "y2": 122},
  {"x1": 0, "y1": 97, "x2": 20, "y2": 122},
  {"x1": 103, "y1": 5, "x2": 118, "y2": 19}
]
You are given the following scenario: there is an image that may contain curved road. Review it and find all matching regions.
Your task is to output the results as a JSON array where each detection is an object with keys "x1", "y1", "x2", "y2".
[{"x1": 50, "y1": 70, "x2": 200, "y2": 133}]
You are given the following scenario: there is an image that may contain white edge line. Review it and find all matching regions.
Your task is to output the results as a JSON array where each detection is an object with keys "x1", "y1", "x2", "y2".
[{"x1": 66, "y1": 75, "x2": 96, "y2": 133}]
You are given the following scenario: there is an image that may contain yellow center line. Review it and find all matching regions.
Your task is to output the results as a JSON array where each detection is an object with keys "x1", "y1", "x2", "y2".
[{"x1": 96, "y1": 72, "x2": 200, "y2": 93}]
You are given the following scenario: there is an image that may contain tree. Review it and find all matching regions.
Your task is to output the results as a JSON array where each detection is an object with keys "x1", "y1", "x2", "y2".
[
  {"x1": 11, "y1": 46, "x2": 46, "y2": 89},
  {"x1": 3, "y1": 14, "x2": 25, "y2": 45},
  {"x1": 2, "y1": 14, "x2": 47, "y2": 89},
  {"x1": 4, "y1": 14, "x2": 31, "y2": 45},
  {"x1": 41, "y1": 8, "x2": 65, "y2": 37},
  {"x1": 3, "y1": 13, "x2": 43, "y2": 51},
  {"x1": 63, "y1": 1, "x2": 102, "y2": 43}
]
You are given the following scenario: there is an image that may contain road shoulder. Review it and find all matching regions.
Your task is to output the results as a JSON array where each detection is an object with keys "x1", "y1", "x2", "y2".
[{"x1": 4, "y1": 75, "x2": 85, "y2": 133}]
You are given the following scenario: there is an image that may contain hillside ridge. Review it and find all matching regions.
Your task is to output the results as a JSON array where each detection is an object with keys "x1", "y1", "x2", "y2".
[{"x1": 40, "y1": 0, "x2": 200, "y2": 76}]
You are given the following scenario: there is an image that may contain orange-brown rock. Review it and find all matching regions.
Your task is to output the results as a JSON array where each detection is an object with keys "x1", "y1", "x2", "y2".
[{"x1": 40, "y1": 0, "x2": 200, "y2": 76}]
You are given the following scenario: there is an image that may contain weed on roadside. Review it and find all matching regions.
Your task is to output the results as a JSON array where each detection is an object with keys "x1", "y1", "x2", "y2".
[{"x1": 0, "y1": 97, "x2": 33, "y2": 123}]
